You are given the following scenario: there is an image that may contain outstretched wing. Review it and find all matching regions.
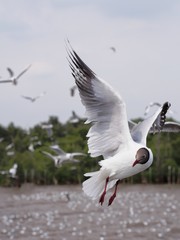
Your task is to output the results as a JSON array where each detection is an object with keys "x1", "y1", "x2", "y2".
[
  {"x1": 0, "y1": 80, "x2": 12, "y2": 83},
  {"x1": 71, "y1": 152, "x2": 86, "y2": 157},
  {"x1": 67, "y1": 43, "x2": 132, "y2": 158},
  {"x1": 131, "y1": 102, "x2": 171, "y2": 145},
  {"x1": 7, "y1": 67, "x2": 14, "y2": 77},
  {"x1": 50, "y1": 145, "x2": 66, "y2": 155},
  {"x1": 16, "y1": 64, "x2": 31, "y2": 80},
  {"x1": 21, "y1": 95, "x2": 33, "y2": 101}
]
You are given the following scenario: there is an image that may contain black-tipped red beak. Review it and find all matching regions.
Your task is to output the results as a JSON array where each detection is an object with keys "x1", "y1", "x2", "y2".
[{"x1": 132, "y1": 159, "x2": 139, "y2": 167}]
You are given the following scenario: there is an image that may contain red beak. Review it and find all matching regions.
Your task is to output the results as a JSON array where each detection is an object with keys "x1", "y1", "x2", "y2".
[{"x1": 132, "y1": 159, "x2": 139, "y2": 167}]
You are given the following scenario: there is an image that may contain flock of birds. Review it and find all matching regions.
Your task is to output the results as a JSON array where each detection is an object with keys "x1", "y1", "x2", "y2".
[{"x1": 0, "y1": 64, "x2": 47, "y2": 103}]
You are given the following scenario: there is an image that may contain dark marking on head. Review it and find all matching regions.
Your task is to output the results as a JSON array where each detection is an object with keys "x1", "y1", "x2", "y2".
[{"x1": 132, "y1": 148, "x2": 150, "y2": 167}]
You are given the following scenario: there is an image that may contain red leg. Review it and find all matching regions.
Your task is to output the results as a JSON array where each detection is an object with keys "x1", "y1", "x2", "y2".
[
  {"x1": 99, "y1": 177, "x2": 109, "y2": 205},
  {"x1": 108, "y1": 180, "x2": 120, "y2": 206}
]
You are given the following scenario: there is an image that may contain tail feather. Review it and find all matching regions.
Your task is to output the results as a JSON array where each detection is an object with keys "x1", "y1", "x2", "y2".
[
  {"x1": 82, "y1": 172, "x2": 104, "y2": 199},
  {"x1": 82, "y1": 169, "x2": 115, "y2": 200}
]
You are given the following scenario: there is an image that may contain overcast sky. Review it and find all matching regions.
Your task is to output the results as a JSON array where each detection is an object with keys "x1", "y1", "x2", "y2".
[{"x1": 0, "y1": 0, "x2": 180, "y2": 129}]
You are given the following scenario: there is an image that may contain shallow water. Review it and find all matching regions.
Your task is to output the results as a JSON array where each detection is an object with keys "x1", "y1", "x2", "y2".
[{"x1": 0, "y1": 184, "x2": 179, "y2": 240}]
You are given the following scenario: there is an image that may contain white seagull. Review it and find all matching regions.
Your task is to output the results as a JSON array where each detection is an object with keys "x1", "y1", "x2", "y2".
[
  {"x1": 9, "y1": 163, "x2": 18, "y2": 178},
  {"x1": 41, "y1": 145, "x2": 85, "y2": 167},
  {"x1": 0, "y1": 64, "x2": 31, "y2": 85},
  {"x1": 41, "y1": 123, "x2": 53, "y2": 138},
  {"x1": 0, "y1": 163, "x2": 18, "y2": 178},
  {"x1": 67, "y1": 44, "x2": 178, "y2": 206},
  {"x1": 40, "y1": 150, "x2": 63, "y2": 167},
  {"x1": 50, "y1": 144, "x2": 86, "y2": 161},
  {"x1": 68, "y1": 110, "x2": 83, "y2": 124},
  {"x1": 21, "y1": 91, "x2": 46, "y2": 102}
]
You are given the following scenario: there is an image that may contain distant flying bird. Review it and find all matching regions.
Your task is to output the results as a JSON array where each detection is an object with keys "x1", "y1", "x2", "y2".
[
  {"x1": 41, "y1": 145, "x2": 85, "y2": 167},
  {"x1": 110, "y1": 46, "x2": 116, "y2": 53},
  {"x1": 21, "y1": 91, "x2": 46, "y2": 102},
  {"x1": 9, "y1": 163, "x2": 18, "y2": 178},
  {"x1": 129, "y1": 119, "x2": 180, "y2": 134},
  {"x1": 28, "y1": 141, "x2": 41, "y2": 152},
  {"x1": 41, "y1": 151, "x2": 63, "y2": 167},
  {"x1": 50, "y1": 144, "x2": 86, "y2": 161},
  {"x1": 144, "y1": 101, "x2": 175, "y2": 116},
  {"x1": 70, "y1": 85, "x2": 78, "y2": 96},
  {"x1": 41, "y1": 123, "x2": 53, "y2": 138},
  {"x1": 5, "y1": 142, "x2": 15, "y2": 155},
  {"x1": 68, "y1": 111, "x2": 83, "y2": 124},
  {"x1": 144, "y1": 102, "x2": 161, "y2": 116},
  {"x1": 0, "y1": 64, "x2": 31, "y2": 85},
  {"x1": 67, "y1": 44, "x2": 178, "y2": 206},
  {"x1": 0, "y1": 163, "x2": 18, "y2": 179}
]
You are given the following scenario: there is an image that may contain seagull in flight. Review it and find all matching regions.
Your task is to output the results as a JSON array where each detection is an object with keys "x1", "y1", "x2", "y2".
[
  {"x1": 67, "y1": 43, "x2": 178, "y2": 206},
  {"x1": 21, "y1": 91, "x2": 46, "y2": 102},
  {"x1": 41, "y1": 145, "x2": 85, "y2": 167},
  {"x1": 41, "y1": 123, "x2": 53, "y2": 138},
  {"x1": 0, "y1": 64, "x2": 31, "y2": 85},
  {"x1": 0, "y1": 163, "x2": 18, "y2": 178},
  {"x1": 40, "y1": 150, "x2": 63, "y2": 167},
  {"x1": 68, "y1": 110, "x2": 84, "y2": 124},
  {"x1": 110, "y1": 46, "x2": 116, "y2": 53},
  {"x1": 70, "y1": 85, "x2": 78, "y2": 96},
  {"x1": 50, "y1": 144, "x2": 86, "y2": 162},
  {"x1": 144, "y1": 101, "x2": 175, "y2": 116}
]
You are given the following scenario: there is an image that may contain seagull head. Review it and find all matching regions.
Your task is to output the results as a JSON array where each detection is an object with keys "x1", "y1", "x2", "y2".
[{"x1": 132, "y1": 147, "x2": 150, "y2": 167}]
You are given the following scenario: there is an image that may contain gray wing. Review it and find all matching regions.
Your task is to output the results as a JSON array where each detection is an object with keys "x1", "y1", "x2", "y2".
[
  {"x1": 131, "y1": 102, "x2": 171, "y2": 145},
  {"x1": 67, "y1": 43, "x2": 132, "y2": 158},
  {"x1": 50, "y1": 145, "x2": 66, "y2": 155},
  {"x1": 41, "y1": 150, "x2": 54, "y2": 160},
  {"x1": 21, "y1": 95, "x2": 33, "y2": 101},
  {"x1": 150, "y1": 121, "x2": 180, "y2": 133},
  {"x1": 0, "y1": 79, "x2": 12, "y2": 83},
  {"x1": 16, "y1": 64, "x2": 31, "y2": 80},
  {"x1": 7, "y1": 67, "x2": 14, "y2": 77}
]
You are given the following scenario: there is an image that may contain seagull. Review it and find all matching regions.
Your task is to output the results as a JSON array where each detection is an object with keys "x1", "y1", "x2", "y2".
[
  {"x1": 0, "y1": 163, "x2": 18, "y2": 178},
  {"x1": 41, "y1": 123, "x2": 53, "y2": 138},
  {"x1": 0, "y1": 64, "x2": 31, "y2": 85},
  {"x1": 21, "y1": 91, "x2": 46, "y2": 102},
  {"x1": 67, "y1": 44, "x2": 177, "y2": 206},
  {"x1": 50, "y1": 144, "x2": 86, "y2": 162},
  {"x1": 41, "y1": 145, "x2": 85, "y2": 167},
  {"x1": 110, "y1": 46, "x2": 116, "y2": 53},
  {"x1": 9, "y1": 163, "x2": 18, "y2": 178},
  {"x1": 144, "y1": 101, "x2": 175, "y2": 116},
  {"x1": 70, "y1": 85, "x2": 78, "y2": 96},
  {"x1": 68, "y1": 110, "x2": 83, "y2": 124},
  {"x1": 40, "y1": 150, "x2": 63, "y2": 167}
]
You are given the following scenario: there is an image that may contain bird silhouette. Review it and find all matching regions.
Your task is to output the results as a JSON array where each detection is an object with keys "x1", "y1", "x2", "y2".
[
  {"x1": 21, "y1": 91, "x2": 46, "y2": 102},
  {"x1": 0, "y1": 64, "x2": 31, "y2": 85}
]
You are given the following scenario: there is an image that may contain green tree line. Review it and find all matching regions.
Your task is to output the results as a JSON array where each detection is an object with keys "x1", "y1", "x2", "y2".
[{"x1": 0, "y1": 116, "x2": 179, "y2": 186}]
